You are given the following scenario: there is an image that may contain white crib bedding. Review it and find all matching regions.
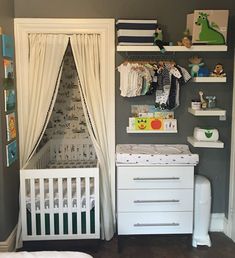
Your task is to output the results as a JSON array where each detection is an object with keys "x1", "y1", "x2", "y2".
[
  {"x1": 116, "y1": 144, "x2": 199, "y2": 165},
  {"x1": 47, "y1": 160, "x2": 97, "y2": 169},
  {"x1": 0, "y1": 251, "x2": 93, "y2": 258},
  {"x1": 26, "y1": 178, "x2": 95, "y2": 212}
]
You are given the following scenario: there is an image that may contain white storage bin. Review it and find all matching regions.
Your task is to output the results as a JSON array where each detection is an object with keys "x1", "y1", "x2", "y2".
[{"x1": 192, "y1": 175, "x2": 211, "y2": 247}]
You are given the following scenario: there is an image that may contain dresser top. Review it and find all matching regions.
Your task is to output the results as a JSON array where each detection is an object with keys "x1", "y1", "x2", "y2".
[{"x1": 116, "y1": 144, "x2": 199, "y2": 166}]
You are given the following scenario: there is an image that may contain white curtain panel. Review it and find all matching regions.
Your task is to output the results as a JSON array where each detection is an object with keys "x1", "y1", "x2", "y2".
[
  {"x1": 16, "y1": 34, "x2": 69, "y2": 248},
  {"x1": 18, "y1": 34, "x2": 69, "y2": 167},
  {"x1": 70, "y1": 34, "x2": 115, "y2": 240}
]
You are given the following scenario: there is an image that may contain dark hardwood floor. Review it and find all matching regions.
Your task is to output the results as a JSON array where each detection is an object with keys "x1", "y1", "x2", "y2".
[{"x1": 20, "y1": 233, "x2": 235, "y2": 258}]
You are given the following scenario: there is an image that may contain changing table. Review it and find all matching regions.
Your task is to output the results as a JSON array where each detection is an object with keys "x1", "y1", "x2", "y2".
[{"x1": 116, "y1": 144, "x2": 199, "y2": 238}]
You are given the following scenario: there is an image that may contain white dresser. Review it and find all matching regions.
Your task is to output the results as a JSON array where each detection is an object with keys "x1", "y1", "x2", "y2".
[{"x1": 117, "y1": 165, "x2": 194, "y2": 235}]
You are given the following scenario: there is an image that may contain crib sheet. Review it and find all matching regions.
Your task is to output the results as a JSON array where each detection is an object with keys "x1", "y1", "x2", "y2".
[
  {"x1": 116, "y1": 144, "x2": 199, "y2": 165},
  {"x1": 26, "y1": 178, "x2": 95, "y2": 211}
]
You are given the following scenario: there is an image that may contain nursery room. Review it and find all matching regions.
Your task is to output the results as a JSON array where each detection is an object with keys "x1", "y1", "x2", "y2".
[{"x1": 1, "y1": 0, "x2": 235, "y2": 258}]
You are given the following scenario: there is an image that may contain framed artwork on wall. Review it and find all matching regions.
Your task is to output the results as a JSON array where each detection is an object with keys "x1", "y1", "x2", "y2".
[
  {"x1": 4, "y1": 89, "x2": 16, "y2": 112},
  {"x1": 6, "y1": 140, "x2": 18, "y2": 167},
  {"x1": 6, "y1": 112, "x2": 17, "y2": 141},
  {"x1": 3, "y1": 59, "x2": 14, "y2": 79},
  {"x1": 1, "y1": 34, "x2": 14, "y2": 59}
]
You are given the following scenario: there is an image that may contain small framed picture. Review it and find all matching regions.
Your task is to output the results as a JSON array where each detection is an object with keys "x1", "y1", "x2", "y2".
[
  {"x1": 1, "y1": 34, "x2": 14, "y2": 59},
  {"x1": 4, "y1": 89, "x2": 16, "y2": 112},
  {"x1": 6, "y1": 112, "x2": 17, "y2": 141},
  {"x1": 3, "y1": 59, "x2": 14, "y2": 79},
  {"x1": 6, "y1": 140, "x2": 18, "y2": 167}
]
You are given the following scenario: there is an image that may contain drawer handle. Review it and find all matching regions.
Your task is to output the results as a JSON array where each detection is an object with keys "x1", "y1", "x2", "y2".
[
  {"x1": 133, "y1": 177, "x2": 180, "y2": 181},
  {"x1": 134, "y1": 199, "x2": 180, "y2": 204},
  {"x1": 134, "y1": 223, "x2": 180, "y2": 227}
]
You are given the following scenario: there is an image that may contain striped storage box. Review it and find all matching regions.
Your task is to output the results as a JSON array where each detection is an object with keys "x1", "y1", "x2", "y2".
[{"x1": 116, "y1": 19, "x2": 158, "y2": 45}]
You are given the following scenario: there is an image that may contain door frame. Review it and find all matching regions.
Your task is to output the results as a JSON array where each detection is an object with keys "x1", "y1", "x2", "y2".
[
  {"x1": 228, "y1": 49, "x2": 235, "y2": 240},
  {"x1": 14, "y1": 18, "x2": 116, "y2": 217}
]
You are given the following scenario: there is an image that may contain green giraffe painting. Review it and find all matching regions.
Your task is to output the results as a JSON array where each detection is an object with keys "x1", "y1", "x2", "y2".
[{"x1": 195, "y1": 12, "x2": 225, "y2": 44}]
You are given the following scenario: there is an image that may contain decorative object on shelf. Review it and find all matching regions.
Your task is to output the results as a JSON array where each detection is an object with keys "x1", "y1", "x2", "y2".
[
  {"x1": 186, "y1": 10, "x2": 229, "y2": 45},
  {"x1": 177, "y1": 29, "x2": 192, "y2": 48},
  {"x1": 188, "y1": 56, "x2": 204, "y2": 77},
  {"x1": 6, "y1": 140, "x2": 18, "y2": 167},
  {"x1": 199, "y1": 91, "x2": 207, "y2": 109},
  {"x1": 1, "y1": 34, "x2": 14, "y2": 59},
  {"x1": 198, "y1": 67, "x2": 210, "y2": 77},
  {"x1": 116, "y1": 19, "x2": 157, "y2": 46},
  {"x1": 210, "y1": 63, "x2": 226, "y2": 77},
  {"x1": 191, "y1": 99, "x2": 201, "y2": 110},
  {"x1": 153, "y1": 28, "x2": 165, "y2": 53},
  {"x1": 206, "y1": 96, "x2": 216, "y2": 109},
  {"x1": 193, "y1": 127, "x2": 219, "y2": 142}
]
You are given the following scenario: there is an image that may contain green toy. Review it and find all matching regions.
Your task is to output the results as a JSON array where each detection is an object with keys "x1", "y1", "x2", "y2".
[{"x1": 195, "y1": 12, "x2": 225, "y2": 45}]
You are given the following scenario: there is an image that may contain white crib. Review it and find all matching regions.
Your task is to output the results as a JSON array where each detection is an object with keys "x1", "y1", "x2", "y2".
[{"x1": 20, "y1": 139, "x2": 100, "y2": 241}]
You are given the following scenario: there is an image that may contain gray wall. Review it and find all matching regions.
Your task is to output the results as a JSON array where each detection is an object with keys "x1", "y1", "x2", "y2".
[
  {"x1": 14, "y1": 0, "x2": 234, "y2": 216},
  {"x1": 0, "y1": 0, "x2": 19, "y2": 241}
]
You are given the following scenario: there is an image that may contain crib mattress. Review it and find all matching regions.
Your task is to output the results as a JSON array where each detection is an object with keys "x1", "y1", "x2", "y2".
[
  {"x1": 48, "y1": 160, "x2": 97, "y2": 168},
  {"x1": 116, "y1": 144, "x2": 199, "y2": 165}
]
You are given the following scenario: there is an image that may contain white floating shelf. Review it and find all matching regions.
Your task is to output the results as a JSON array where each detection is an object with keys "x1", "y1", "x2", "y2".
[
  {"x1": 192, "y1": 77, "x2": 226, "y2": 83},
  {"x1": 188, "y1": 108, "x2": 226, "y2": 117},
  {"x1": 187, "y1": 136, "x2": 224, "y2": 148},
  {"x1": 127, "y1": 127, "x2": 177, "y2": 134},
  {"x1": 117, "y1": 45, "x2": 228, "y2": 52}
]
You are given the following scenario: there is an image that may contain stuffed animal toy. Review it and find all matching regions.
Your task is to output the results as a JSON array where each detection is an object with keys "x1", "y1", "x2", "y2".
[
  {"x1": 211, "y1": 63, "x2": 226, "y2": 77},
  {"x1": 153, "y1": 28, "x2": 165, "y2": 53},
  {"x1": 177, "y1": 29, "x2": 192, "y2": 48},
  {"x1": 188, "y1": 56, "x2": 204, "y2": 77}
]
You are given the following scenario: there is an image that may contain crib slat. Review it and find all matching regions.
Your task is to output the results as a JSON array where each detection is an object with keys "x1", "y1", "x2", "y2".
[
  {"x1": 49, "y1": 178, "x2": 55, "y2": 235},
  {"x1": 67, "y1": 177, "x2": 72, "y2": 234},
  {"x1": 58, "y1": 178, "x2": 63, "y2": 235},
  {"x1": 30, "y1": 179, "x2": 36, "y2": 236},
  {"x1": 76, "y1": 177, "x2": 82, "y2": 235},
  {"x1": 85, "y1": 177, "x2": 91, "y2": 234},
  {"x1": 39, "y1": 178, "x2": 45, "y2": 236}
]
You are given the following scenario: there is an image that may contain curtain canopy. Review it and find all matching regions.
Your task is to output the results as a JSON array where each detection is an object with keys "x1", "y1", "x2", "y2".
[{"x1": 16, "y1": 32, "x2": 114, "y2": 247}]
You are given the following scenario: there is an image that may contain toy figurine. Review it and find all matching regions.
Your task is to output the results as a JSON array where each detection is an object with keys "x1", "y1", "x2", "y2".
[
  {"x1": 177, "y1": 29, "x2": 192, "y2": 48},
  {"x1": 211, "y1": 63, "x2": 226, "y2": 77},
  {"x1": 153, "y1": 28, "x2": 165, "y2": 53},
  {"x1": 199, "y1": 91, "x2": 207, "y2": 110},
  {"x1": 188, "y1": 56, "x2": 204, "y2": 77}
]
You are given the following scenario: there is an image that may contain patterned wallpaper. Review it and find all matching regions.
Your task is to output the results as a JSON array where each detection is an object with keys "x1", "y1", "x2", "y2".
[{"x1": 43, "y1": 45, "x2": 92, "y2": 143}]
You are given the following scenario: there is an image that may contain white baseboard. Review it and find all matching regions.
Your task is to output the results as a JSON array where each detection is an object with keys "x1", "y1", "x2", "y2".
[
  {"x1": 209, "y1": 213, "x2": 226, "y2": 232},
  {"x1": 0, "y1": 226, "x2": 17, "y2": 252}
]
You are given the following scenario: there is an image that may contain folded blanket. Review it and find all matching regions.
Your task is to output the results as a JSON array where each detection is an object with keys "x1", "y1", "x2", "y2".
[{"x1": 0, "y1": 251, "x2": 93, "y2": 258}]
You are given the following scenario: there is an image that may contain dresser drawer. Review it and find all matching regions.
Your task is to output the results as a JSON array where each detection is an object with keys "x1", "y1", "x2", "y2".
[
  {"x1": 117, "y1": 166, "x2": 194, "y2": 189},
  {"x1": 118, "y1": 189, "x2": 193, "y2": 212},
  {"x1": 118, "y1": 211, "x2": 193, "y2": 235}
]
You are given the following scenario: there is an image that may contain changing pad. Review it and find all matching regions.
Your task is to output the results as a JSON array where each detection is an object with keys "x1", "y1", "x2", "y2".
[{"x1": 116, "y1": 144, "x2": 199, "y2": 165}]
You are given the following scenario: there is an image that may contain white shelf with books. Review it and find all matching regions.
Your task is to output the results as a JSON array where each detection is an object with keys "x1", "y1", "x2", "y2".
[
  {"x1": 187, "y1": 136, "x2": 224, "y2": 148},
  {"x1": 127, "y1": 127, "x2": 177, "y2": 134}
]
